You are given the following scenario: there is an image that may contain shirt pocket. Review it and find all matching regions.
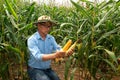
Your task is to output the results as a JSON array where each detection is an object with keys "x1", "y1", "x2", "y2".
[{"x1": 49, "y1": 45, "x2": 54, "y2": 53}]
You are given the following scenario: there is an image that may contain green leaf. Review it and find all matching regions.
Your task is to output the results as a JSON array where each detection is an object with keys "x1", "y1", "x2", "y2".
[
  {"x1": 60, "y1": 23, "x2": 76, "y2": 29},
  {"x1": 0, "y1": 43, "x2": 21, "y2": 60},
  {"x1": 94, "y1": 6, "x2": 115, "y2": 29},
  {"x1": 104, "y1": 49, "x2": 118, "y2": 65},
  {"x1": 103, "y1": 59, "x2": 117, "y2": 72},
  {"x1": 77, "y1": 19, "x2": 87, "y2": 34},
  {"x1": 70, "y1": 0, "x2": 92, "y2": 21},
  {"x1": 3, "y1": 4, "x2": 19, "y2": 30},
  {"x1": 64, "y1": 58, "x2": 71, "y2": 80},
  {"x1": 4, "y1": 0, "x2": 18, "y2": 20},
  {"x1": 26, "y1": 2, "x2": 36, "y2": 23},
  {"x1": 70, "y1": 68, "x2": 77, "y2": 80},
  {"x1": 18, "y1": 23, "x2": 33, "y2": 32},
  {"x1": 97, "y1": 27, "x2": 120, "y2": 43}
]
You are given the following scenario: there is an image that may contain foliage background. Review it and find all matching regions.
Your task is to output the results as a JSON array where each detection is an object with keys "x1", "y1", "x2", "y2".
[{"x1": 0, "y1": 0, "x2": 120, "y2": 80}]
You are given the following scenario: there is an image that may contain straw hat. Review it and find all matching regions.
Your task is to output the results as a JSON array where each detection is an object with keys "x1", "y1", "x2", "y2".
[{"x1": 33, "y1": 15, "x2": 57, "y2": 26}]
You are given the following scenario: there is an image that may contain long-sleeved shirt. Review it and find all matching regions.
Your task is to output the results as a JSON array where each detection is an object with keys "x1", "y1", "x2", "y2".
[{"x1": 27, "y1": 31, "x2": 61, "y2": 69}]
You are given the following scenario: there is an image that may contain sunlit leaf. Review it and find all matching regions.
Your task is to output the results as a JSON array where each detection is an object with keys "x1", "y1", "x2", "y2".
[
  {"x1": 70, "y1": 0, "x2": 92, "y2": 21},
  {"x1": 77, "y1": 19, "x2": 87, "y2": 34},
  {"x1": 4, "y1": 0, "x2": 18, "y2": 20},
  {"x1": 94, "y1": 5, "x2": 115, "y2": 29},
  {"x1": 3, "y1": 4, "x2": 19, "y2": 29},
  {"x1": 0, "y1": 43, "x2": 21, "y2": 60},
  {"x1": 104, "y1": 49, "x2": 118, "y2": 65},
  {"x1": 18, "y1": 23, "x2": 33, "y2": 32}
]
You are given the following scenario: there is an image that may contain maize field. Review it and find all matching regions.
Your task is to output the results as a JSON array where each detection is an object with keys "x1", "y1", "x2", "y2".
[{"x1": 0, "y1": 0, "x2": 120, "y2": 80}]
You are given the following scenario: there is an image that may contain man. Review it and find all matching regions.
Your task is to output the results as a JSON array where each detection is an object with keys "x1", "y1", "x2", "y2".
[{"x1": 27, "y1": 15, "x2": 73, "y2": 80}]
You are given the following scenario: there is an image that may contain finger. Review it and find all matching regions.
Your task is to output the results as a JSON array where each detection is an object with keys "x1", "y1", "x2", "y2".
[{"x1": 67, "y1": 50, "x2": 73, "y2": 56}]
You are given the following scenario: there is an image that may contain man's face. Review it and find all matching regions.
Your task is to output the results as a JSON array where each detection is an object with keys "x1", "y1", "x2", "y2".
[{"x1": 38, "y1": 22, "x2": 52, "y2": 36}]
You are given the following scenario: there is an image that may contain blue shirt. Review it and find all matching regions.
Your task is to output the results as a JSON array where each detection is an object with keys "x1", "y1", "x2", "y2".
[{"x1": 27, "y1": 31, "x2": 61, "y2": 69}]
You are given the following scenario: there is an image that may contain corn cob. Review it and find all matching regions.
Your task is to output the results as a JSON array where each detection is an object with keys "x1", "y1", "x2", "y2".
[
  {"x1": 66, "y1": 41, "x2": 77, "y2": 55},
  {"x1": 62, "y1": 40, "x2": 72, "y2": 51},
  {"x1": 55, "y1": 40, "x2": 72, "y2": 62},
  {"x1": 66, "y1": 39, "x2": 80, "y2": 56}
]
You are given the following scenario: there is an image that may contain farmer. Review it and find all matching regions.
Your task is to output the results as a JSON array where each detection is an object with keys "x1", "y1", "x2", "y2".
[{"x1": 27, "y1": 15, "x2": 74, "y2": 80}]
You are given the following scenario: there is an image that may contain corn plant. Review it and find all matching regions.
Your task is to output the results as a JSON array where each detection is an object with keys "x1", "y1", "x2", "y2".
[
  {"x1": 0, "y1": 0, "x2": 35, "y2": 79},
  {"x1": 63, "y1": 0, "x2": 120, "y2": 80}
]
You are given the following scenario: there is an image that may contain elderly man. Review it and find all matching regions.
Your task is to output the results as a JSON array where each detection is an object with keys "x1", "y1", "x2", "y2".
[{"x1": 27, "y1": 15, "x2": 73, "y2": 80}]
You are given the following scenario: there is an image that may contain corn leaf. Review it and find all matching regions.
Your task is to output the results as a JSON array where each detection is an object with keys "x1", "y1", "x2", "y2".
[
  {"x1": 70, "y1": 68, "x2": 77, "y2": 80},
  {"x1": 3, "y1": 4, "x2": 19, "y2": 30},
  {"x1": 18, "y1": 23, "x2": 33, "y2": 32},
  {"x1": 0, "y1": 43, "x2": 21, "y2": 60},
  {"x1": 60, "y1": 23, "x2": 76, "y2": 29},
  {"x1": 64, "y1": 58, "x2": 71, "y2": 80},
  {"x1": 77, "y1": 19, "x2": 87, "y2": 34},
  {"x1": 97, "y1": 27, "x2": 120, "y2": 43},
  {"x1": 103, "y1": 59, "x2": 117, "y2": 72},
  {"x1": 70, "y1": 0, "x2": 92, "y2": 21},
  {"x1": 4, "y1": 0, "x2": 18, "y2": 20},
  {"x1": 104, "y1": 49, "x2": 118, "y2": 65},
  {"x1": 26, "y1": 2, "x2": 35, "y2": 23},
  {"x1": 94, "y1": 6, "x2": 115, "y2": 29}
]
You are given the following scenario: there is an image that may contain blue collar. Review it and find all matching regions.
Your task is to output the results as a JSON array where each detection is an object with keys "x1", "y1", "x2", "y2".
[{"x1": 36, "y1": 31, "x2": 51, "y2": 40}]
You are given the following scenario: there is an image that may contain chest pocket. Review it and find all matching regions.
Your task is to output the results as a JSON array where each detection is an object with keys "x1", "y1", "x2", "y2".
[
  {"x1": 49, "y1": 44, "x2": 54, "y2": 53},
  {"x1": 47, "y1": 38, "x2": 55, "y2": 53}
]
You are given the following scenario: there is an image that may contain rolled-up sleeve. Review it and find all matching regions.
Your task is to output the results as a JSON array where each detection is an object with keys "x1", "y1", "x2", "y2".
[{"x1": 27, "y1": 38, "x2": 44, "y2": 61}]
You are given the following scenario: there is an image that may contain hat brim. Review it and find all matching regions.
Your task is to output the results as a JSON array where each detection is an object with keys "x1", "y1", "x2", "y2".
[{"x1": 33, "y1": 20, "x2": 58, "y2": 26}]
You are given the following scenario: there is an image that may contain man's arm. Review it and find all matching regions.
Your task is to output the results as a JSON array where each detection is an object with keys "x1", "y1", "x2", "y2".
[{"x1": 42, "y1": 51, "x2": 66, "y2": 61}]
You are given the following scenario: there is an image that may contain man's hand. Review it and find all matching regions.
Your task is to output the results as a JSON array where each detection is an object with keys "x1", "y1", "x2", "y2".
[
  {"x1": 55, "y1": 51, "x2": 66, "y2": 58},
  {"x1": 66, "y1": 49, "x2": 74, "y2": 57}
]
